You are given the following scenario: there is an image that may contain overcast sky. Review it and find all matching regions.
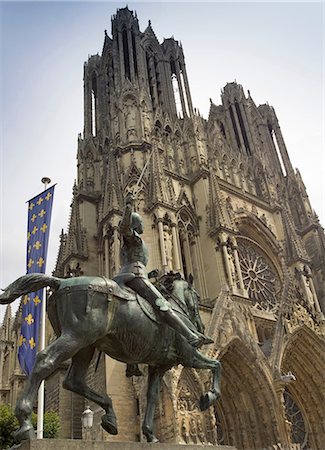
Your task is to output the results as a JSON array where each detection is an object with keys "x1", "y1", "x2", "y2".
[{"x1": 0, "y1": 1, "x2": 324, "y2": 322}]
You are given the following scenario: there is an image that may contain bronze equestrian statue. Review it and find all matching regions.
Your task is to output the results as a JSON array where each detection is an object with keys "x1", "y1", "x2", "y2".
[
  {"x1": 0, "y1": 195, "x2": 221, "y2": 445},
  {"x1": 115, "y1": 192, "x2": 213, "y2": 348}
]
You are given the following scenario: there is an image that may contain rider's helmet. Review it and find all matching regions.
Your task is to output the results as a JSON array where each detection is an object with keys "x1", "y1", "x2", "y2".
[{"x1": 131, "y1": 212, "x2": 144, "y2": 234}]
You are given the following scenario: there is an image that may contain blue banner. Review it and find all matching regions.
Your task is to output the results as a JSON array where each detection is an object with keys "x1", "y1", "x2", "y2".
[{"x1": 18, "y1": 186, "x2": 55, "y2": 375}]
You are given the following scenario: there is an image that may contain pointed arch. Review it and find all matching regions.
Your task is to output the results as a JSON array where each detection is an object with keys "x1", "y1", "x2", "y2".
[
  {"x1": 123, "y1": 172, "x2": 148, "y2": 215},
  {"x1": 143, "y1": 38, "x2": 164, "y2": 111},
  {"x1": 142, "y1": 31, "x2": 164, "y2": 59},
  {"x1": 280, "y1": 327, "x2": 325, "y2": 448},
  {"x1": 235, "y1": 213, "x2": 282, "y2": 260},
  {"x1": 82, "y1": 135, "x2": 97, "y2": 157},
  {"x1": 175, "y1": 203, "x2": 200, "y2": 283},
  {"x1": 216, "y1": 339, "x2": 281, "y2": 448},
  {"x1": 153, "y1": 118, "x2": 163, "y2": 135},
  {"x1": 175, "y1": 128, "x2": 182, "y2": 139},
  {"x1": 90, "y1": 70, "x2": 99, "y2": 136},
  {"x1": 176, "y1": 191, "x2": 197, "y2": 228}
]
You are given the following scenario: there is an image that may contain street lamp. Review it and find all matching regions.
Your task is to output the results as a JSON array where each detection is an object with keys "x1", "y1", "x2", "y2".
[{"x1": 81, "y1": 406, "x2": 93, "y2": 440}]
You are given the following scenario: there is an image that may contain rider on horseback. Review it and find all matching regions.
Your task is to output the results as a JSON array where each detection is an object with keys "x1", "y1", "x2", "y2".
[{"x1": 114, "y1": 193, "x2": 213, "y2": 359}]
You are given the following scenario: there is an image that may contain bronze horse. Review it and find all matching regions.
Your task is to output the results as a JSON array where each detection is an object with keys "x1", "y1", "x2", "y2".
[{"x1": 0, "y1": 273, "x2": 221, "y2": 444}]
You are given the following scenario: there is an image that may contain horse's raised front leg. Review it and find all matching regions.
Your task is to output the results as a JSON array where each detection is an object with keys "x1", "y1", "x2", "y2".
[
  {"x1": 63, "y1": 346, "x2": 117, "y2": 435},
  {"x1": 14, "y1": 334, "x2": 83, "y2": 444},
  {"x1": 191, "y1": 350, "x2": 221, "y2": 411},
  {"x1": 142, "y1": 366, "x2": 165, "y2": 443}
]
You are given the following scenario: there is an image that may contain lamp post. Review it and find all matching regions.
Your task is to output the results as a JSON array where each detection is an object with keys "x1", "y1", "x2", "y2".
[{"x1": 81, "y1": 406, "x2": 94, "y2": 441}]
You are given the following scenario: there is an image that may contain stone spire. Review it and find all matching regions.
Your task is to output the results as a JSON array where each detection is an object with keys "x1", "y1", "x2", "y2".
[
  {"x1": 64, "y1": 183, "x2": 88, "y2": 261},
  {"x1": 101, "y1": 150, "x2": 123, "y2": 220},
  {"x1": 0, "y1": 304, "x2": 12, "y2": 341},
  {"x1": 208, "y1": 166, "x2": 237, "y2": 236}
]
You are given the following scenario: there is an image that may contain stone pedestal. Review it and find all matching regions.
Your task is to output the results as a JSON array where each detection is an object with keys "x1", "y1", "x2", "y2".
[{"x1": 19, "y1": 439, "x2": 237, "y2": 450}]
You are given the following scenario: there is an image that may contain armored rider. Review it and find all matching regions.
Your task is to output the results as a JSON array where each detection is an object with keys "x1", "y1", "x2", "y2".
[{"x1": 114, "y1": 193, "x2": 213, "y2": 354}]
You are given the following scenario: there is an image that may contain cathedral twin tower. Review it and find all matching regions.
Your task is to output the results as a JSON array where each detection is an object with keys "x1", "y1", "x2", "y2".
[{"x1": 53, "y1": 7, "x2": 325, "y2": 448}]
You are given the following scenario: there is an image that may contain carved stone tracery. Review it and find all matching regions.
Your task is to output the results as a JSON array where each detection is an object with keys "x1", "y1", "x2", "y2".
[
  {"x1": 176, "y1": 370, "x2": 216, "y2": 445},
  {"x1": 238, "y1": 239, "x2": 281, "y2": 312},
  {"x1": 283, "y1": 389, "x2": 309, "y2": 449}
]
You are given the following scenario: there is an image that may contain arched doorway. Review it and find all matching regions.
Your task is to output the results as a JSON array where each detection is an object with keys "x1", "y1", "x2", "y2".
[
  {"x1": 217, "y1": 339, "x2": 280, "y2": 449},
  {"x1": 281, "y1": 327, "x2": 325, "y2": 448}
]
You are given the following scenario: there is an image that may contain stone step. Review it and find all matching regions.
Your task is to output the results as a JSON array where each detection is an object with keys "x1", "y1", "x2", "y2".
[{"x1": 18, "y1": 439, "x2": 237, "y2": 450}]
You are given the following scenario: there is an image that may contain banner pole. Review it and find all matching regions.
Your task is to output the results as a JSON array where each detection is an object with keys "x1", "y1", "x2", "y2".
[
  {"x1": 36, "y1": 177, "x2": 51, "y2": 439},
  {"x1": 36, "y1": 288, "x2": 46, "y2": 439}
]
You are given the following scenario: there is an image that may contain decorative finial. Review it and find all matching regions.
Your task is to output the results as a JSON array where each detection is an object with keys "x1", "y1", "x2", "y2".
[
  {"x1": 41, "y1": 177, "x2": 51, "y2": 190},
  {"x1": 148, "y1": 20, "x2": 151, "y2": 27},
  {"x1": 104, "y1": 29, "x2": 108, "y2": 37}
]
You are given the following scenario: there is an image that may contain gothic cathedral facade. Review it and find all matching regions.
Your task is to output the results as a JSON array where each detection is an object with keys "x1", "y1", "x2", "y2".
[{"x1": 1, "y1": 7, "x2": 325, "y2": 450}]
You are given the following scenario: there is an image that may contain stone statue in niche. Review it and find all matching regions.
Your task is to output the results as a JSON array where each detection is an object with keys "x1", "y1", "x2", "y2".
[
  {"x1": 124, "y1": 97, "x2": 138, "y2": 142},
  {"x1": 167, "y1": 178, "x2": 176, "y2": 203},
  {"x1": 240, "y1": 171, "x2": 247, "y2": 191},
  {"x1": 142, "y1": 109, "x2": 151, "y2": 141},
  {"x1": 179, "y1": 158, "x2": 185, "y2": 175},
  {"x1": 77, "y1": 160, "x2": 84, "y2": 190},
  {"x1": 221, "y1": 161, "x2": 231, "y2": 182},
  {"x1": 197, "y1": 416, "x2": 206, "y2": 444},
  {"x1": 181, "y1": 417, "x2": 190, "y2": 444},
  {"x1": 154, "y1": 126, "x2": 163, "y2": 148},
  {"x1": 85, "y1": 153, "x2": 94, "y2": 189},
  {"x1": 189, "y1": 416, "x2": 197, "y2": 443},
  {"x1": 195, "y1": 127, "x2": 205, "y2": 154},
  {"x1": 225, "y1": 196, "x2": 234, "y2": 218},
  {"x1": 86, "y1": 162, "x2": 94, "y2": 184},
  {"x1": 99, "y1": 159, "x2": 104, "y2": 178},
  {"x1": 256, "y1": 173, "x2": 268, "y2": 199},
  {"x1": 163, "y1": 224, "x2": 174, "y2": 272},
  {"x1": 174, "y1": 141, "x2": 182, "y2": 164},
  {"x1": 219, "y1": 312, "x2": 233, "y2": 347},
  {"x1": 216, "y1": 132, "x2": 225, "y2": 150},
  {"x1": 166, "y1": 144, "x2": 175, "y2": 171},
  {"x1": 247, "y1": 172, "x2": 256, "y2": 195},
  {"x1": 190, "y1": 155, "x2": 197, "y2": 172},
  {"x1": 302, "y1": 265, "x2": 315, "y2": 308}
]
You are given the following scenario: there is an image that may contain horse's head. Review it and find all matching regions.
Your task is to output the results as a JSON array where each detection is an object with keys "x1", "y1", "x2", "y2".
[
  {"x1": 157, "y1": 271, "x2": 182, "y2": 293},
  {"x1": 174, "y1": 279, "x2": 205, "y2": 334}
]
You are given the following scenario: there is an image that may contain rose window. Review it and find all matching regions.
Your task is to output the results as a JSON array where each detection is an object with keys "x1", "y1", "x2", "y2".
[{"x1": 238, "y1": 240, "x2": 280, "y2": 312}]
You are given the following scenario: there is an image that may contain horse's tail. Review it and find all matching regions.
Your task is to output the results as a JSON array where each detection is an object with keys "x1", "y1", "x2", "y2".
[{"x1": 0, "y1": 274, "x2": 61, "y2": 305}]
